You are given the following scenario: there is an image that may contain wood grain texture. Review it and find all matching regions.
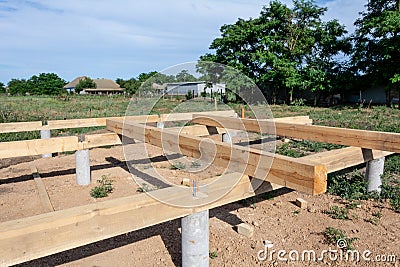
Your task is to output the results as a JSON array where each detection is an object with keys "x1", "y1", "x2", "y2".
[
  {"x1": 191, "y1": 115, "x2": 400, "y2": 153},
  {"x1": 107, "y1": 119, "x2": 327, "y2": 195}
]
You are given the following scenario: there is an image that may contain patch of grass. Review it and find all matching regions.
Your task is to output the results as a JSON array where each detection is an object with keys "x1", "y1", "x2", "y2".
[
  {"x1": 323, "y1": 227, "x2": 359, "y2": 250},
  {"x1": 345, "y1": 200, "x2": 362, "y2": 210},
  {"x1": 191, "y1": 160, "x2": 202, "y2": 168},
  {"x1": 328, "y1": 170, "x2": 369, "y2": 201},
  {"x1": 276, "y1": 143, "x2": 306, "y2": 158},
  {"x1": 90, "y1": 175, "x2": 114, "y2": 198},
  {"x1": 209, "y1": 251, "x2": 218, "y2": 259},
  {"x1": 136, "y1": 183, "x2": 151, "y2": 193},
  {"x1": 328, "y1": 155, "x2": 400, "y2": 212},
  {"x1": 170, "y1": 161, "x2": 186, "y2": 170},
  {"x1": 276, "y1": 140, "x2": 343, "y2": 158},
  {"x1": 325, "y1": 206, "x2": 353, "y2": 220},
  {"x1": 365, "y1": 211, "x2": 383, "y2": 225}
]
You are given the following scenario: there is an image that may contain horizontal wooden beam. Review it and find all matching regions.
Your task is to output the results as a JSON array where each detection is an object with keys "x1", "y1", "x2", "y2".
[
  {"x1": 0, "y1": 123, "x2": 233, "y2": 159},
  {"x1": 0, "y1": 132, "x2": 122, "y2": 159},
  {"x1": 191, "y1": 115, "x2": 400, "y2": 153},
  {"x1": 107, "y1": 119, "x2": 327, "y2": 195},
  {"x1": 0, "y1": 173, "x2": 281, "y2": 266},
  {"x1": 302, "y1": 147, "x2": 393, "y2": 173},
  {"x1": 271, "y1": 115, "x2": 312, "y2": 125},
  {"x1": 0, "y1": 111, "x2": 237, "y2": 134},
  {"x1": 0, "y1": 121, "x2": 43, "y2": 134}
]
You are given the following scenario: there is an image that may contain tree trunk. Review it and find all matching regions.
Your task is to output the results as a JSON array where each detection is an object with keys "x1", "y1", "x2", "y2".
[
  {"x1": 386, "y1": 86, "x2": 391, "y2": 107},
  {"x1": 398, "y1": 87, "x2": 400, "y2": 110}
]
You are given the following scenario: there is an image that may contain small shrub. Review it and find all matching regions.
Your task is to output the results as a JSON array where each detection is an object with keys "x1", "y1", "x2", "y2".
[
  {"x1": 209, "y1": 251, "x2": 218, "y2": 259},
  {"x1": 323, "y1": 227, "x2": 359, "y2": 250},
  {"x1": 325, "y1": 206, "x2": 351, "y2": 220},
  {"x1": 136, "y1": 183, "x2": 150, "y2": 192},
  {"x1": 170, "y1": 161, "x2": 186, "y2": 170},
  {"x1": 90, "y1": 175, "x2": 114, "y2": 198}
]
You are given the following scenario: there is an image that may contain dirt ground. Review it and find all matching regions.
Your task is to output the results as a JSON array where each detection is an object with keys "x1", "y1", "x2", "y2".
[{"x1": 0, "y1": 141, "x2": 399, "y2": 267}]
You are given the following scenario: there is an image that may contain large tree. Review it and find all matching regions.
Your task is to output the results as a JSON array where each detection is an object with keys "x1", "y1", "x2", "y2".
[
  {"x1": 200, "y1": 0, "x2": 350, "y2": 104},
  {"x1": 0, "y1": 82, "x2": 5, "y2": 94},
  {"x1": 352, "y1": 0, "x2": 400, "y2": 107},
  {"x1": 29, "y1": 73, "x2": 66, "y2": 95}
]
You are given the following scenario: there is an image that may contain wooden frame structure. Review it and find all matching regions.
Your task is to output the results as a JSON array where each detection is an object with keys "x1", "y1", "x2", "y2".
[{"x1": 0, "y1": 111, "x2": 397, "y2": 265}]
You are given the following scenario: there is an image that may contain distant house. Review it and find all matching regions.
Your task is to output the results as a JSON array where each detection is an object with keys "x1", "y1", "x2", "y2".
[
  {"x1": 64, "y1": 76, "x2": 125, "y2": 95},
  {"x1": 164, "y1": 81, "x2": 226, "y2": 96}
]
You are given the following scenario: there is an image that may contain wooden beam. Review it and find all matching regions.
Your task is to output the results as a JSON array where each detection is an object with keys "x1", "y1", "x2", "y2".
[
  {"x1": 0, "y1": 132, "x2": 123, "y2": 159},
  {"x1": 271, "y1": 116, "x2": 312, "y2": 125},
  {"x1": 0, "y1": 173, "x2": 281, "y2": 266},
  {"x1": 0, "y1": 121, "x2": 42, "y2": 134},
  {"x1": 0, "y1": 111, "x2": 237, "y2": 134},
  {"x1": 302, "y1": 147, "x2": 393, "y2": 173},
  {"x1": 0, "y1": 124, "x2": 230, "y2": 160},
  {"x1": 29, "y1": 163, "x2": 54, "y2": 213},
  {"x1": 45, "y1": 115, "x2": 159, "y2": 130},
  {"x1": 191, "y1": 115, "x2": 400, "y2": 153},
  {"x1": 106, "y1": 119, "x2": 327, "y2": 195}
]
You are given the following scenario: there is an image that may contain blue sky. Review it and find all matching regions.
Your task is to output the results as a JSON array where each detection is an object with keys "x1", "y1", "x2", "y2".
[{"x1": 0, "y1": 0, "x2": 366, "y2": 83}]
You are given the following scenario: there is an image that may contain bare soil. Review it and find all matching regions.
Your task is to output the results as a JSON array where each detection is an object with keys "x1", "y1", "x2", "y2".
[{"x1": 0, "y1": 143, "x2": 399, "y2": 267}]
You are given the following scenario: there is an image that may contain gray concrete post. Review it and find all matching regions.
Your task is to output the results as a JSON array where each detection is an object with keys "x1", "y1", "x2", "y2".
[
  {"x1": 40, "y1": 129, "x2": 52, "y2": 158},
  {"x1": 76, "y1": 149, "x2": 91, "y2": 185},
  {"x1": 222, "y1": 132, "x2": 232, "y2": 144},
  {"x1": 157, "y1": 121, "x2": 164, "y2": 129},
  {"x1": 365, "y1": 157, "x2": 385, "y2": 193},
  {"x1": 181, "y1": 210, "x2": 209, "y2": 267}
]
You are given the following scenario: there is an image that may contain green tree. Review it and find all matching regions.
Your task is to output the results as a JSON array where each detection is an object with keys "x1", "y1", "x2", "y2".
[
  {"x1": 352, "y1": 0, "x2": 400, "y2": 107},
  {"x1": 0, "y1": 82, "x2": 5, "y2": 94},
  {"x1": 116, "y1": 78, "x2": 141, "y2": 95},
  {"x1": 137, "y1": 71, "x2": 158, "y2": 82},
  {"x1": 7, "y1": 78, "x2": 30, "y2": 95},
  {"x1": 75, "y1": 77, "x2": 96, "y2": 93},
  {"x1": 28, "y1": 73, "x2": 66, "y2": 95},
  {"x1": 175, "y1": 70, "x2": 197, "y2": 82},
  {"x1": 200, "y1": 0, "x2": 350, "y2": 105}
]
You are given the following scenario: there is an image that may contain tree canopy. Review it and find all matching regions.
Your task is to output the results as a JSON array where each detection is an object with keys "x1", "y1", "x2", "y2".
[
  {"x1": 352, "y1": 0, "x2": 400, "y2": 106},
  {"x1": 7, "y1": 73, "x2": 66, "y2": 95},
  {"x1": 74, "y1": 77, "x2": 96, "y2": 94},
  {"x1": 200, "y1": 0, "x2": 351, "y2": 104},
  {"x1": 0, "y1": 82, "x2": 5, "y2": 94}
]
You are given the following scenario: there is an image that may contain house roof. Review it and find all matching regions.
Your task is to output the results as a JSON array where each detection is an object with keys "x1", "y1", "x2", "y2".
[{"x1": 64, "y1": 76, "x2": 123, "y2": 91}]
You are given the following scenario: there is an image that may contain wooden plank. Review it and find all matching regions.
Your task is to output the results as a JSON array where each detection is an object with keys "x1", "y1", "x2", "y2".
[
  {"x1": 0, "y1": 124, "x2": 227, "y2": 160},
  {"x1": 29, "y1": 163, "x2": 54, "y2": 213},
  {"x1": 302, "y1": 147, "x2": 393, "y2": 173},
  {"x1": 166, "y1": 125, "x2": 227, "y2": 136},
  {"x1": 0, "y1": 111, "x2": 236, "y2": 134},
  {"x1": 107, "y1": 119, "x2": 327, "y2": 195},
  {"x1": 84, "y1": 132, "x2": 122, "y2": 149},
  {"x1": 273, "y1": 116, "x2": 312, "y2": 125},
  {"x1": 0, "y1": 136, "x2": 80, "y2": 159},
  {"x1": 45, "y1": 115, "x2": 159, "y2": 130},
  {"x1": 191, "y1": 115, "x2": 400, "y2": 153},
  {"x1": 0, "y1": 173, "x2": 281, "y2": 266},
  {"x1": 0, "y1": 121, "x2": 42, "y2": 134},
  {"x1": 0, "y1": 132, "x2": 123, "y2": 159}
]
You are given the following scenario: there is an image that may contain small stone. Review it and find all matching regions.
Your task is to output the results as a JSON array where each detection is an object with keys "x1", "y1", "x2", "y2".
[
  {"x1": 252, "y1": 221, "x2": 260, "y2": 227},
  {"x1": 237, "y1": 223, "x2": 254, "y2": 237},
  {"x1": 295, "y1": 198, "x2": 308, "y2": 209},
  {"x1": 283, "y1": 138, "x2": 291, "y2": 143},
  {"x1": 181, "y1": 178, "x2": 190, "y2": 186},
  {"x1": 308, "y1": 207, "x2": 316, "y2": 213}
]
